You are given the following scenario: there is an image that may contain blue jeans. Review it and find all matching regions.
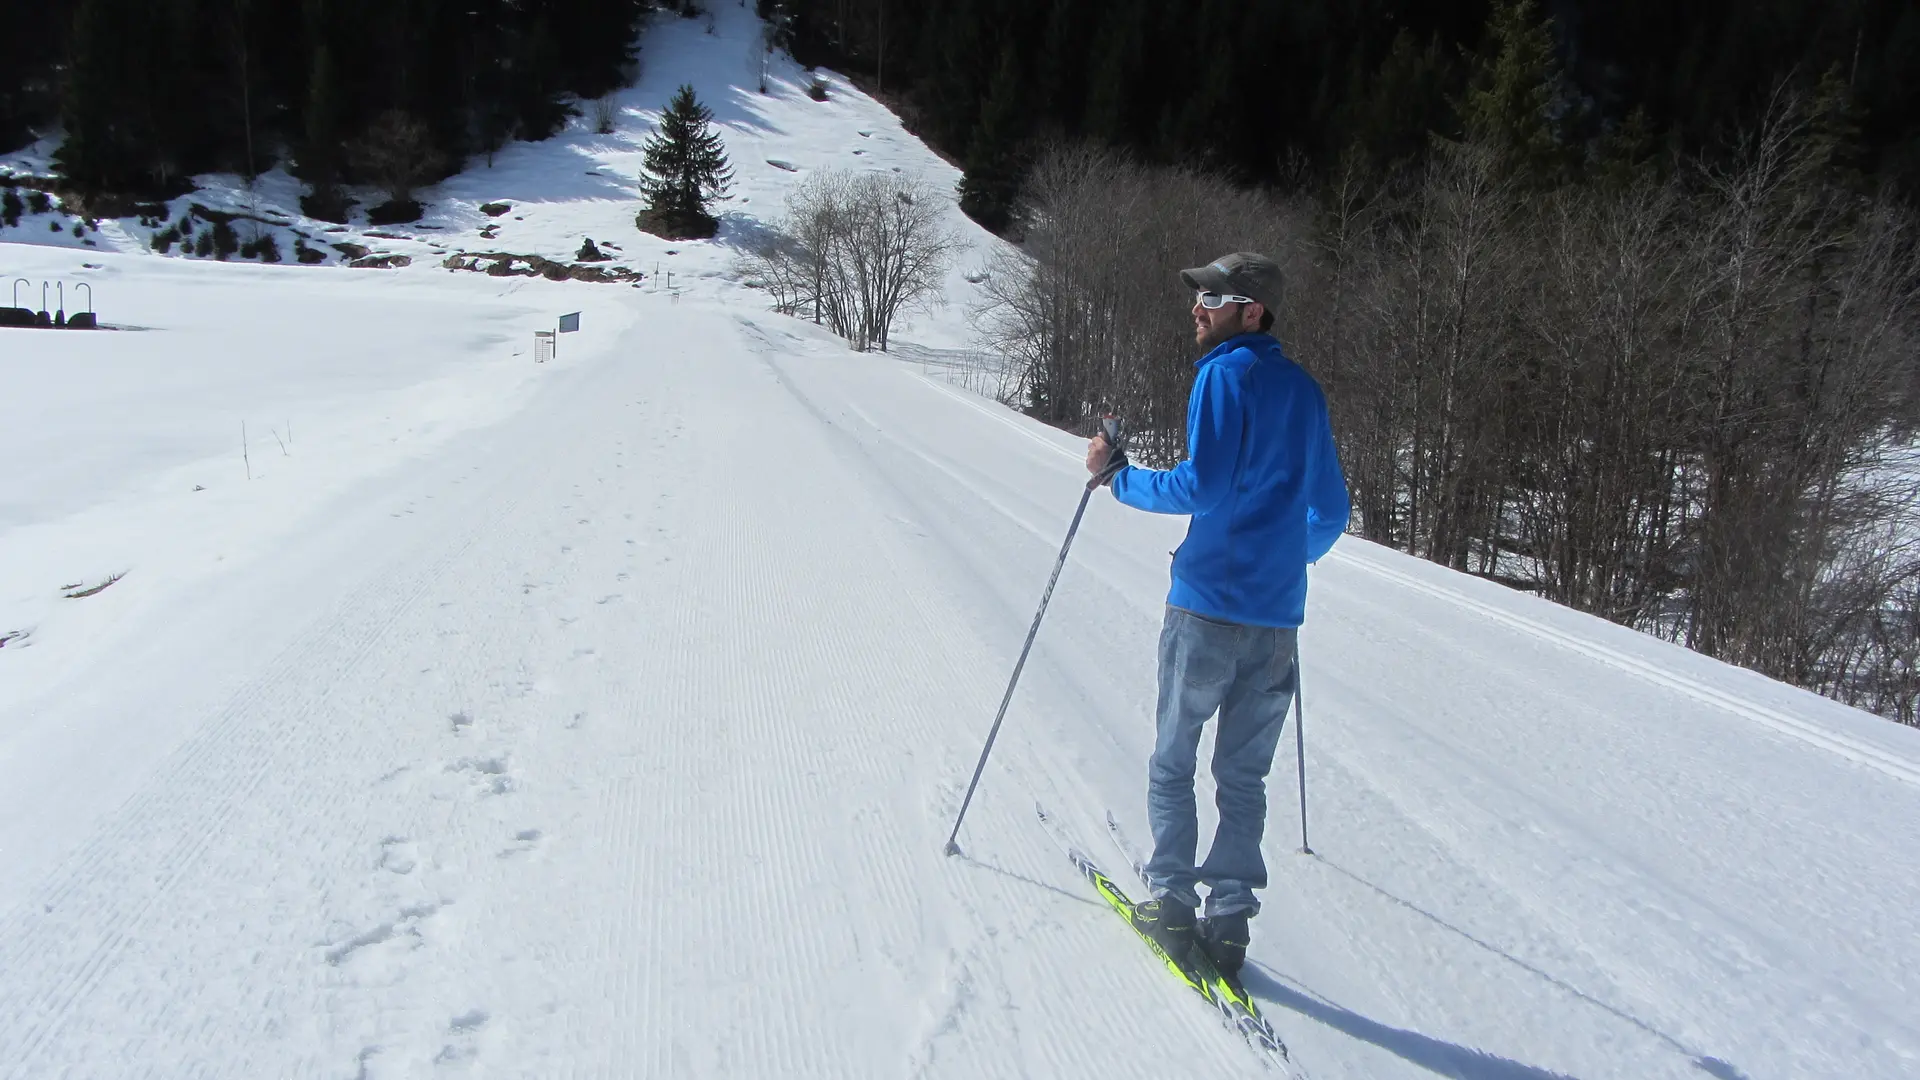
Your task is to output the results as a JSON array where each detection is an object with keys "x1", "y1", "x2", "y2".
[{"x1": 1145, "y1": 606, "x2": 1297, "y2": 918}]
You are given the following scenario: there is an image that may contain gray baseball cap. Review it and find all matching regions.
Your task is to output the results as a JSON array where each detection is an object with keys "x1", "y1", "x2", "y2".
[{"x1": 1180, "y1": 252, "x2": 1284, "y2": 315}]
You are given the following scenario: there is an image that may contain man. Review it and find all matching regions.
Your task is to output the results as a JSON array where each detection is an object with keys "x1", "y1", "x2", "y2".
[{"x1": 1085, "y1": 252, "x2": 1349, "y2": 979}]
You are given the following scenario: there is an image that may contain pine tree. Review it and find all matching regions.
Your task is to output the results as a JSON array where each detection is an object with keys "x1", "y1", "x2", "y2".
[
  {"x1": 1809, "y1": 63, "x2": 1867, "y2": 191},
  {"x1": 957, "y1": 46, "x2": 1026, "y2": 234},
  {"x1": 1457, "y1": 0, "x2": 1566, "y2": 184},
  {"x1": 1348, "y1": 29, "x2": 1458, "y2": 171},
  {"x1": 57, "y1": 0, "x2": 158, "y2": 190},
  {"x1": 298, "y1": 41, "x2": 351, "y2": 220},
  {"x1": 635, "y1": 84, "x2": 734, "y2": 239}
]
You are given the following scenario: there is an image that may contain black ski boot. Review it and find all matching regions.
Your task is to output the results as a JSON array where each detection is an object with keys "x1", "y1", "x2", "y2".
[
  {"x1": 1197, "y1": 911, "x2": 1250, "y2": 979},
  {"x1": 1131, "y1": 897, "x2": 1197, "y2": 966}
]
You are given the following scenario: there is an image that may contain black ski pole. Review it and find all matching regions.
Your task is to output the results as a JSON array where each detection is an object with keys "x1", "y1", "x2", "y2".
[
  {"x1": 1293, "y1": 638, "x2": 1312, "y2": 855},
  {"x1": 945, "y1": 417, "x2": 1125, "y2": 856}
]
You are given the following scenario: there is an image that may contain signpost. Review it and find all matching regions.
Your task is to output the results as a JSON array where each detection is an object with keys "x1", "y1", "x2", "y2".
[{"x1": 535, "y1": 313, "x2": 580, "y2": 363}]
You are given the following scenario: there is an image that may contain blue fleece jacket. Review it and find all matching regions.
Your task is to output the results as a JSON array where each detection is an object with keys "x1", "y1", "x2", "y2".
[{"x1": 1109, "y1": 333, "x2": 1349, "y2": 628}]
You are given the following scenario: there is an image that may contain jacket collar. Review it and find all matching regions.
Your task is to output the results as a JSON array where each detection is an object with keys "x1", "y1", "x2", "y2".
[{"x1": 1195, "y1": 331, "x2": 1277, "y2": 367}]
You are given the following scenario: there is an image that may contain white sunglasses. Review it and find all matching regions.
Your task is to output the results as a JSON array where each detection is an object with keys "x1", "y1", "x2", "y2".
[{"x1": 1196, "y1": 290, "x2": 1255, "y2": 310}]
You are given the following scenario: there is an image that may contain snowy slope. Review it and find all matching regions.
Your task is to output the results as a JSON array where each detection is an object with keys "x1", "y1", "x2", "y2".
[
  {"x1": 0, "y1": 5, "x2": 983, "y2": 347},
  {"x1": 5, "y1": 7, "x2": 1920, "y2": 1080}
]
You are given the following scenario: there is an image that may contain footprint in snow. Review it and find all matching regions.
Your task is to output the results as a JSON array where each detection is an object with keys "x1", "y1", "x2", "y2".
[
  {"x1": 435, "y1": 1010, "x2": 489, "y2": 1065},
  {"x1": 498, "y1": 829, "x2": 542, "y2": 858},
  {"x1": 378, "y1": 837, "x2": 419, "y2": 875},
  {"x1": 324, "y1": 902, "x2": 440, "y2": 966},
  {"x1": 447, "y1": 756, "x2": 513, "y2": 796}
]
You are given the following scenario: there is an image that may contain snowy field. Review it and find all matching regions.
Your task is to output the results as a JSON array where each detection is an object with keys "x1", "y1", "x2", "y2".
[{"x1": 5, "y1": 7, "x2": 1920, "y2": 1080}]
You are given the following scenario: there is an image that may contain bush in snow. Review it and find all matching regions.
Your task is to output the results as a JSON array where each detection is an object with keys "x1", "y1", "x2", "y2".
[
  {"x1": 735, "y1": 170, "x2": 958, "y2": 353},
  {"x1": 212, "y1": 220, "x2": 238, "y2": 259},
  {"x1": 807, "y1": 77, "x2": 829, "y2": 102},
  {"x1": 301, "y1": 186, "x2": 353, "y2": 225},
  {"x1": 241, "y1": 233, "x2": 280, "y2": 262},
  {"x1": 349, "y1": 110, "x2": 446, "y2": 214},
  {"x1": 592, "y1": 96, "x2": 620, "y2": 135},
  {"x1": 577, "y1": 237, "x2": 609, "y2": 261},
  {"x1": 193, "y1": 229, "x2": 214, "y2": 257},
  {"x1": 28, "y1": 191, "x2": 51, "y2": 215},
  {"x1": 367, "y1": 198, "x2": 424, "y2": 225},
  {"x1": 2, "y1": 189, "x2": 22, "y2": 227}
]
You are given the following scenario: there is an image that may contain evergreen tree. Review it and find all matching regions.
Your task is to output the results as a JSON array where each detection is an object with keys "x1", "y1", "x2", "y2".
[
  {"x1": 957, "y1": 46, "x2": 1026, "y2": 233},
  {"x1": 56, "y1": 0, "x2": 157, "y2": 190},
  {"x1": 1346, "y1": 30, "x2": 1459, "y2": 171},
  {"x1": 1457, "y1": 0, "x2": 1569, "y2": 183},
  {"x1": 635, "y1": 84, "x2": 734, "y2": 238},
  {"x1": 513, "y1": 14, "x2": 572, "y2": 142},
  {"x1": 1809, "y1": 63, "x2": 1868, "y2": 190},
  {"x1": 299, "y1": 42, "x2": 349, "y2": 220}
]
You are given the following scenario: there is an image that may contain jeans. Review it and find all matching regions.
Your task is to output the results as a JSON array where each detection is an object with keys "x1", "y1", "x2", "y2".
[{"x1": 1144, "y1": 605, "x2": 1297, "y2": 918}]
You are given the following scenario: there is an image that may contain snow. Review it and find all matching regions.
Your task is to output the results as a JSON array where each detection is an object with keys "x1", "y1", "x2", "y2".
[{"x1": 4, "y1": 6, "x2": 1920, "y2": 1079}]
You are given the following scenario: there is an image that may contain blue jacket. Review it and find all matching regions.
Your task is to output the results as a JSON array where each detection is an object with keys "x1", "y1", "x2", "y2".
[{"x1": 1110, "y1": 333, "x2": 1349, "y2": 628}]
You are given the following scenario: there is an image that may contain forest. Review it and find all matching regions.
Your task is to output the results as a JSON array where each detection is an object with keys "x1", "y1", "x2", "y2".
[
  {"x1": 765, "y1": 0, "x2": 1920, "y2": 229},
  {"x1": 0, "y1": 0, "x2": 650, "y2": 217}
]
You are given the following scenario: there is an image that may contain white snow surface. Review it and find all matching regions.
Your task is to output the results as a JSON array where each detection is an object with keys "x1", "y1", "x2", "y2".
[{"x1": 4, "y1": 7, "x2": 1920, "y2": 1079}]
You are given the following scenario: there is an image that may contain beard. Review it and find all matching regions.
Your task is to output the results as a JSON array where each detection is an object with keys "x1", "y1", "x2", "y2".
[{"x1": 1194, "y1": 316, "x2": 1243, "y2": 352}]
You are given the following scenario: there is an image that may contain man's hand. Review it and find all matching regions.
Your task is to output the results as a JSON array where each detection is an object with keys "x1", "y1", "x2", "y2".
[
  {"x1": 1086, "y1": 434, "x2": 1128, "y2": 485},
  {"x1": 1085, "y1": 435, "x2": 1110, "y2": 475}
]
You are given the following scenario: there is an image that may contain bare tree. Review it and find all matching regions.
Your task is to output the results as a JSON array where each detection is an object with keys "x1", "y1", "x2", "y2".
[
  {"x1": 591, "y1": 96, "x2": 619, "y2": 135},
  {"x1": 737, "y1": 170, "x2": 958, "y2": 352},
  {"x1": 970, "y1": 125, "x2": 1920, "y2": 725},
  {"x1": 972, "y1": 143, "x2": 1307, "y2": 456}
]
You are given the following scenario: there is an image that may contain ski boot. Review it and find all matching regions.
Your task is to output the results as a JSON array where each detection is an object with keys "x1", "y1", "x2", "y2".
[
  {"x1": 1197, "y1": 910, "x2": 1250, "y2": 979},
  {"x1": 1131, "y1": 896, "x2": 1198, "y2": 967}
]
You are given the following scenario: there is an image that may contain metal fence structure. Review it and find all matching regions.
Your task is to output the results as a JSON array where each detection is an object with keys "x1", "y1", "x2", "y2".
[{"x1": 4, "y1": 277, "x2": 98, "y2": 329}]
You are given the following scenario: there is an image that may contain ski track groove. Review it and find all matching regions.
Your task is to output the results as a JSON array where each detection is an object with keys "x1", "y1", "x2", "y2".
[
  {"x1": 1331, "y1": 549, "x2": 1920, "y2": 788},
  {"x1": 752, "y1": 330, "x2": 1267, "y2": 1077},
  {"x1": 0, "y1": 491, "x2": 520, "y2": 1078}
]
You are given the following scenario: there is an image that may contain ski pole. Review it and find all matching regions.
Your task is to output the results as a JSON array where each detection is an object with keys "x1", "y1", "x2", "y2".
[
  {"x1": 945, "y1": 417, "x2": 1125, "y2": 856},
  {"x1": 1293, "y1": 638, "x2": 1312, "y2": 855}
]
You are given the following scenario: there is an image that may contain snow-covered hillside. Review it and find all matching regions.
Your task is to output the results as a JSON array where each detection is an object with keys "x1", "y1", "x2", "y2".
[
  {"x1": 0, "y1": 5, "x2": 983, "y2": 347},
  {"x1": 4, "y1": 7, "x2": 1919, "y2": 1080}
]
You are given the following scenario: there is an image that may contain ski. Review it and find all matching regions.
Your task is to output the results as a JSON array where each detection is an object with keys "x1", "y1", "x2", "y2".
[
  {"x1": 1103, "y1": 810, "x2": 1290, "y2": 1054},
  {"x1": 1037, "y1": 805, "x2": 1302, "y2": 1075}
]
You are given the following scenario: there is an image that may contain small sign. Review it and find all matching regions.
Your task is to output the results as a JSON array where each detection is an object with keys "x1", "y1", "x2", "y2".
[{"x1": 558, "y1": 312, "x2": 581, "y2": 334}]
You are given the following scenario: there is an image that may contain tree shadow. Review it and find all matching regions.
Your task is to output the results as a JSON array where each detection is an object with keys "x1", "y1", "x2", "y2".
[
  {"x1": 712, "y1": 209, "x2": 783, "y2": 256},
  {"x1": 1298, "y1": 859, "x2": 1751, "y2": 1080}
]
